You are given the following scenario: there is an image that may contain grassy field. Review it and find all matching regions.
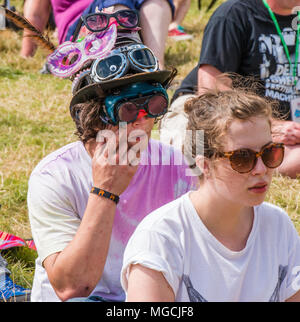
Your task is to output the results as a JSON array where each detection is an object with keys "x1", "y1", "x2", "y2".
[{"x1": 0, "y1": 0, "x2": 299, "y2": 291}]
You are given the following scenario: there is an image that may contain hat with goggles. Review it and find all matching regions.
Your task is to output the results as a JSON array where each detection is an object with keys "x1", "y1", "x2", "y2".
[
  {"x1": 69, "y1": 50, "x2": 177, "y2": 126},
  {"x1": 71, "y1": 67, "x2": 176, "y2": 103},
  {"x1": 45, "y1": 9, "x2": 177, "y2": 123},
  {"x1": 70, "y1": 44, "x2": 176, "y2": 116},
  {"x1": 70, "y1": 39, "x2": 177, "y2": 108}
]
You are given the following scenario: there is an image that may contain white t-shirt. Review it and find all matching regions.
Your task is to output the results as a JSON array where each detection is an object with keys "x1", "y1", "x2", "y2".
[
  {"x1": 28, "y1": 140, "x2": 197, "y2": 302},
  {"x1": 121, "y1": 192, "x2": 300, "y2": 302}
]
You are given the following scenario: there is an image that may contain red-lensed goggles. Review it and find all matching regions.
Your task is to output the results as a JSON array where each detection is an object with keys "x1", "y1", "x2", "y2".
[
  {"x1": 102, "y1": 82, "x2": 169, "y2": 125},
  {"x1": 116, "y1": 94, "x2": 168, "y2": 123}
]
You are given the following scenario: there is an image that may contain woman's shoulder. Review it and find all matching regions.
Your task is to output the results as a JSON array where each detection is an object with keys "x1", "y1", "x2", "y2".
[{"x1": 255, "y1": 202, "x2": 294, "y2": 229}]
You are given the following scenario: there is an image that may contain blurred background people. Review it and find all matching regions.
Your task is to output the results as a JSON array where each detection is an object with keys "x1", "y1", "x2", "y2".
[{"x1": 20, "y1": 0, "x2": 175, "y2": 69}]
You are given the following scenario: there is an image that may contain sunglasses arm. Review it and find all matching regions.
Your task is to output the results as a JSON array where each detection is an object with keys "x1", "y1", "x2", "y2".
[{"x1": 72, "y1": 19, "x2": 83, "y2": 42}]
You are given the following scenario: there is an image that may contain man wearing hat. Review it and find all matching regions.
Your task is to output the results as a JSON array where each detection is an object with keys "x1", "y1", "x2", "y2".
[{"x1": 27, "y1": 24, "x2": 197, "y2": 302}]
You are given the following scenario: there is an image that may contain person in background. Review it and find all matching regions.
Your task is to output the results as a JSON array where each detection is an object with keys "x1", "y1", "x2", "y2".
[
  {"x1": 20, "y1": 0, "x2": 174, "y2": 69},
  {"x1": 160, "y1": 0, "x2": 300, "y2": 178},
  {"x1": 168, "y1": 0, "x2": 193, "y2": 41},
  {"x1": 122, "y1": 89, "x2": 300, "y2": 302}
]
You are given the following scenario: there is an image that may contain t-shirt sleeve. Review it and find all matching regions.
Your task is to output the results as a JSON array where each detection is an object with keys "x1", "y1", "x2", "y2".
[
  {"x1": 199, "y1": 16, "x2": 245, "y2": 72},
  {"x1": 27, "y1": 171, "x2": 81, "y2": 264},
  {"x1": 121, "y1": 229, "x2": 183, "y2": 297}
]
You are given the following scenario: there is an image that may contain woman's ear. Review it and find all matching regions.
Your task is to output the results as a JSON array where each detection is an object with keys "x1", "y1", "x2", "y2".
[{"x1": 195, "y1": 155, "x2": 211, "y2": 178}]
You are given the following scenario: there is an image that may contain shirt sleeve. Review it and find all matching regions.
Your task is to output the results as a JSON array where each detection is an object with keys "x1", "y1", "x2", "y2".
[
  {"x1": 199, "y1": 16, "x2": 246, "y2": 73},
  {"x1": 121, "y1": 229, "x2": 183, "y2": 297},
  {"x1": 27, "y1": 171, "x2": 81, "y2": 264}
]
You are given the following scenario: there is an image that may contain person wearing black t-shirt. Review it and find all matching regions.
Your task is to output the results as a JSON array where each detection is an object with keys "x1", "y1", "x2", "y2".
[{"x1": 160, "y1": 0, "x2": 300, "y2": 179}]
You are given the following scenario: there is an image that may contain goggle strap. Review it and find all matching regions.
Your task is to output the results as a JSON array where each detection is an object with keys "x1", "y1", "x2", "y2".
[{"x1": 100, "y1": 106, "x2": 116, "y2": 125}]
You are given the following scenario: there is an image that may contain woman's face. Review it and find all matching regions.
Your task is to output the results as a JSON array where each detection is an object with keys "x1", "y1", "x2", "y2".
[{"x1": 208, "y1": 116, "x2": 275, "y2": 207}]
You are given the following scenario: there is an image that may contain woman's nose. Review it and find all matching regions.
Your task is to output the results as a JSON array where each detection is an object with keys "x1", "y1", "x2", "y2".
[{"x1": 252, "y1": 156, "x2": 268, "y2": 175}]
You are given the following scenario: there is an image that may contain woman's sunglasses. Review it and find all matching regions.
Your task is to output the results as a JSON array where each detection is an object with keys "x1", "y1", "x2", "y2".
[
  {"x1": 73, "y1": 10, "x2": 139, "y2": 41},
  {"x1": 217, "y1": 142, "x2": 285, "y2": 173}
]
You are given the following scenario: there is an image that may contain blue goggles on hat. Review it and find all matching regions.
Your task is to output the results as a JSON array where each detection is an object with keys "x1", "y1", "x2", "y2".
[
  {"x1": 90, "y1": 43, "x2": 158, "y2": 82},
  {"x1": 101, "y1": 82, "x2": 169, "y2": 125}
]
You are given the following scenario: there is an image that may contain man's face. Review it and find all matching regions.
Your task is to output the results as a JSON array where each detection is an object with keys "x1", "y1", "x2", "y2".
[
  {"x1": 93, "y1": 115, "x2": 155, "y2": 166},
  {"x1": 90, "y1": 83, "x2": 167, "y2": 164}
]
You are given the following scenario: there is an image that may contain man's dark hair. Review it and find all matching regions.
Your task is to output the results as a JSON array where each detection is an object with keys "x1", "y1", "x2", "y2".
[{"x1": 70, "y1": 99, "x2": 109, "y2": 144}]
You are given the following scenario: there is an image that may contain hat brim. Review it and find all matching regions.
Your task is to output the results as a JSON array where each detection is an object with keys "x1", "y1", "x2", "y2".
[{"x1": 70, "y1": 70, "x2": 175, "y2": 108}]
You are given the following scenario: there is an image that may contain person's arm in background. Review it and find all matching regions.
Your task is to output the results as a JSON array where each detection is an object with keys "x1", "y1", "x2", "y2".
[
  {"x1": 20, "y1": 0, "x2": 51, "y2": 57},
  {"x1": 196, "y1": 3, "x2": 247, "y2": 94},
  {"x1": 197, "y1": 64, "x2": 232, "y2": 94},
  {"x1": 271, "y1": 119, "x2": 300, "y2": 145},
  {"x1": 139, "y1": 0, "x2": 172, "y2": 69}
]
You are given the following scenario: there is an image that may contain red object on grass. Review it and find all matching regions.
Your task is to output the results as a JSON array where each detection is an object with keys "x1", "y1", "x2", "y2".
[{"x1": 0, "y1": 231, "x2": 36, "y2": 251}]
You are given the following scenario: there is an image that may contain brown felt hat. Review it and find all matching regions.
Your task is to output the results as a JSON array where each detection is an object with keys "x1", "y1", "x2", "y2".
[{"x1": 69, "y1": 69, "x2": 177, "y2": 109}]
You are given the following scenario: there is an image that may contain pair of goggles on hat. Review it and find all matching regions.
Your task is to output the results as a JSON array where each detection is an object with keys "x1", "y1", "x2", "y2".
[
  {"x1": 47, "y1": 23, "x2": 117, "y2": 78},
  {"x1": 72, "y1": 43, "x2": 159, "y2": 94},
  {"x1": 100, "y1": 82, "x2": 169, "y2": 125},
  {"x1": 92, "y1": 43, "x2": 158, "y2": 80},
  {"x1": 72, "y1": 9, "x2": 139, "y2": 42}
]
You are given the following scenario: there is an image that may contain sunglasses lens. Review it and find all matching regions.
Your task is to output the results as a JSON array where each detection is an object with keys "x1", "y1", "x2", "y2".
[
  {"x1": 117, "y1": 10, "x2": 138, "y2": 28},
  {"x1": 86, "y1": 14, "x2": 108, "y2": 31},
  {"x1": 95, "y1": 55, "x2": 124, "y2": 79},
  {"x1": 118, "y1": 102, "x2": 139, "y2": 123},
  {"x1": 147, "y1": 95, "x2": 168, "y2": 116},
  {"x1": 262, "y1": 144, "x2": 284, "y2": 168},
  {"x1": 230, "y1": 149, "x2": 256, "y2": 173}
]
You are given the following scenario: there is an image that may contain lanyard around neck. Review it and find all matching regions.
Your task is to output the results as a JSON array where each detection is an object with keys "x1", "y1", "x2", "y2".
[{"x1": 262, "y1": 0, "x2": 300, "y2": 85}]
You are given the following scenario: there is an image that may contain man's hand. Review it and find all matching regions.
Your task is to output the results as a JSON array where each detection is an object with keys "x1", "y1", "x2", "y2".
[
  {"x1": 92, "y1": 128, "x2": 139, "y2": 196},
  {"x1": 272, "y1": 120, "x2": 300, "y2": 146}
]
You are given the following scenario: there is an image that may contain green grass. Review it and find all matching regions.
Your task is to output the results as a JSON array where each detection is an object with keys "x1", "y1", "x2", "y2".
[{"x1": 0, "y1": 0, "x2": 299, "y2": 290}]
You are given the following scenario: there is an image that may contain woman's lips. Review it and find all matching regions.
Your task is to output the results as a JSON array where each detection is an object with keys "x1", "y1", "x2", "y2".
[{"x1": 248, "y1": 182, "x2": 268, "y2": 194}]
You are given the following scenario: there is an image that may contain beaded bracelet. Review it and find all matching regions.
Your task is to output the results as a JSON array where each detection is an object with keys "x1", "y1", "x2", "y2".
[{"x1": 90, "y1": 187, "x2": 120, "y2": 205}]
